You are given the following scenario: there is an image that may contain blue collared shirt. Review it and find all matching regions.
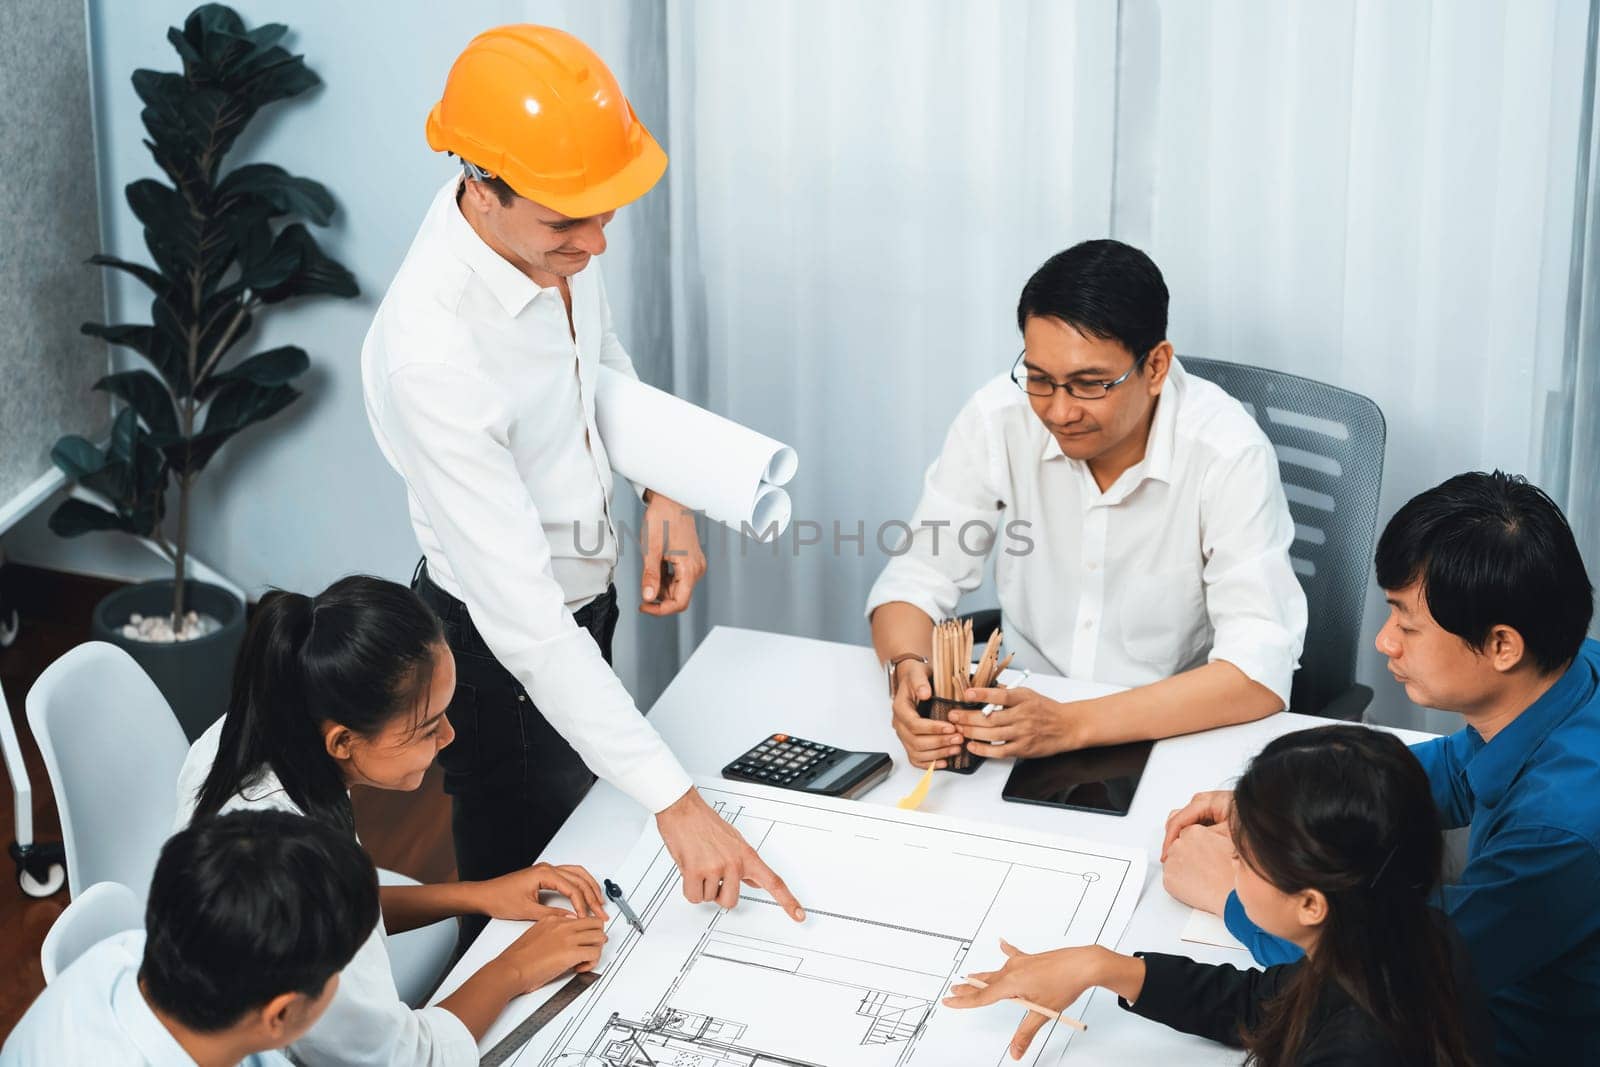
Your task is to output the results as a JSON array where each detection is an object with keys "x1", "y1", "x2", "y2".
[
  {"x1": 1222, "y1": 638, "x2": 1600, "y2": 1065},
  {"x1": 0, "y1": 929, "x2": 292, "y2": 1067}
]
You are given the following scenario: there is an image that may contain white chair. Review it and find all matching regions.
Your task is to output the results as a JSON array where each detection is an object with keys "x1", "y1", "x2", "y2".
[
  {"x1": 39, "y1": 880, "x2": 142, "y2": 983},
  {"x1": 378, "y1": 868, "x2": 456, "y2": 1007},
  {"x1": 26, "y1": 642, "x2": 189, "y2": 901}
]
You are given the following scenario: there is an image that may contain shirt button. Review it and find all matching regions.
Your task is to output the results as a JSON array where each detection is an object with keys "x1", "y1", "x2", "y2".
[{"x1": 1083, "y1": 619, "x2": 1095, "y2": 630}]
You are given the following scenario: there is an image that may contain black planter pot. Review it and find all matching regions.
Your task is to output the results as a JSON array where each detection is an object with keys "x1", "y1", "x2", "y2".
[{"x1": 90, "y1": 579, "x2": 247, "y2": 741}]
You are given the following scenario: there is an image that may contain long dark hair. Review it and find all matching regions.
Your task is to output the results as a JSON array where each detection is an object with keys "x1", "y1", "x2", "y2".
[
  {"x1": 1233, "y1": 726, "x2": 1474, "y2": 1067},
  {"x1": 192, "y1": 575, "x2": 444, "y2": 832}
]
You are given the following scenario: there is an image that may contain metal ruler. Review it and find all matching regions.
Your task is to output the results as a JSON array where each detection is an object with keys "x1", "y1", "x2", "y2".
[{"x1": 479, "y1": 970, "x2": 600, "y2": 1066}]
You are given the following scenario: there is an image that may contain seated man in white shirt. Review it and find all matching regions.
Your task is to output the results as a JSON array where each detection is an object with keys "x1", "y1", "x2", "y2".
[
  {"x1": 868, "y1": 240, "x2": 1307, "y2": 767},
  {"x1": 1, "y1": 810, "x2": 377, "y2": 1067}
]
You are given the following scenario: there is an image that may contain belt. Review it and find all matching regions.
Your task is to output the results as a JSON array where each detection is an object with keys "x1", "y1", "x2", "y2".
[{"x1": 412, "y1": 559, "x2": 616, "y2": 661}]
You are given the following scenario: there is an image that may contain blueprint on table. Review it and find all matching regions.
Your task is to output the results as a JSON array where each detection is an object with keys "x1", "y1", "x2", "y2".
[{"x1": 487, "y1": 779, "x2": 1146, "y2": 1067}]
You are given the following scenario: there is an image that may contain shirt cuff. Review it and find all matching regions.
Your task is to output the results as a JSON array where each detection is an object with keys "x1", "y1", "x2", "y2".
[
  {"x1": 863, "y1": 569, "x2": 955, "y2": 628},
  {"x1": 627, "y1": 755, "x2": 695, "y2": 814},
  {"x1": 1208, "y1": 619, "x2": 1298, "y2": 709},
  {"x1": 416, "y1": 1005, "x2": 479, "y2": 1064}
]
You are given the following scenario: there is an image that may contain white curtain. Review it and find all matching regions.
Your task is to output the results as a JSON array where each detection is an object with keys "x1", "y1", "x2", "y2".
[
  {"x1": 1113, "y1": 0, "x2": 1595, "y2": 729},
  {"x1": 658, "y1": 0, "x2": 1119, "y2": 679},
  {"x1": 557, "y1": 0, "x2": 1598, "y2": 730},
  {"x1": 1551, "y1": 0, "x2": 1600, "y2": 651}
]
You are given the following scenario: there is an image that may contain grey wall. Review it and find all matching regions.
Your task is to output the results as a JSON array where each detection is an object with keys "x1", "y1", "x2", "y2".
[{"x1": 0, "y1": 0, "x2": 107, "y2": 516}]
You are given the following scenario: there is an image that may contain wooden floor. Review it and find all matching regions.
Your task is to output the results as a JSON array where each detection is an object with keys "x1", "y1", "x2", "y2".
[{"x1": 0, "y1": 563, "x2": 456, "y2": 1039}]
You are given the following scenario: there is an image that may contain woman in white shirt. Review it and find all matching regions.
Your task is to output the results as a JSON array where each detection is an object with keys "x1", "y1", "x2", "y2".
[{"x1": 175, "y1": 576, "x2": 609, "y2": 1067}]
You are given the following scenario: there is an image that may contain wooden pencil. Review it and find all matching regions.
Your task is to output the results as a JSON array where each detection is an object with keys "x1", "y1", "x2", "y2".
[
  {"x1": 958, "y1": 976, "x2": 1087, "y2": 1031},
  {"x1": 974, "y1": 630, "x2": 1001, "y2": 690}
]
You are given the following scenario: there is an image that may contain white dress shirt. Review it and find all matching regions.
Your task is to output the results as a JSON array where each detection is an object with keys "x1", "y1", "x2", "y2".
[
  {"x1": 0, "y1": 929, "x2": 289, "y2": 1067},
  {"x1": 171, "y1": 722, "x2": 480, "y2": 1067},
  {"x1": 866, "y1": 358, "x2": 1307, "y2": 705},
  {"x1": 362, "y1": 177, "x2": 692, "y2": 814}
]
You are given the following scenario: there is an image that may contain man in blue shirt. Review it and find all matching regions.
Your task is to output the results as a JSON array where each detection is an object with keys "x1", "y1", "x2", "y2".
[
  {"x1": 1160, "y1": 470, "x2": 1599, "y2": 1065},
  {"x1": 2, "y1": 810, "x2": 378, "y2": 1067}
]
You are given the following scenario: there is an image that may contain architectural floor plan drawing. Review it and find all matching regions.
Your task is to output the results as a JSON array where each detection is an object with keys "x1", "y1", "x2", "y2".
[{"x1": 493, "y1": 780, "x2": 1146, "y2": 1067}]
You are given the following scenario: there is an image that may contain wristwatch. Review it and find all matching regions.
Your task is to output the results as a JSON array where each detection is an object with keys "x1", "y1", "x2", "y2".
[{"x1": 885, "y1": 653, "x2": 929, "y2": 697}]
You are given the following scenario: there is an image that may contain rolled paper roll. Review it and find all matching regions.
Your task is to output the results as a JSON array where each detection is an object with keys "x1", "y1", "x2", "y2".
[{"x1": 596, "y1": 367, "x2": 799, "y2": 535}]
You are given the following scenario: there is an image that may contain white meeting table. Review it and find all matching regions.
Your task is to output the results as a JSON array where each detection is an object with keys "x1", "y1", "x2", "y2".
[{"x1": 433, "y1": 626, "x2": 1431, "y2": 1064}]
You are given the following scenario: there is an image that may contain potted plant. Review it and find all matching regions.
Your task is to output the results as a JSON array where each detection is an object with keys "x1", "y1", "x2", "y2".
[{"x1": 48, "y1": 4, "x2": 357, "y2": 739}]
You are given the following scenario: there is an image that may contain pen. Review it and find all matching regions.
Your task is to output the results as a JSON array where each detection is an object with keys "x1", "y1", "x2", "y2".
[
  {"x1": 981, "y1": 668, "x2": 1028, "y2": 747},
  {"x1": 604, "y1": 878, "x2": 645, "y2": 934}
]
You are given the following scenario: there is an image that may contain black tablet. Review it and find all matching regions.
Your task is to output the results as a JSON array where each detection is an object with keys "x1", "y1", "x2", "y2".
[{"x1": 1001, "y1": 740, "x2": 1155, "y2": 817}]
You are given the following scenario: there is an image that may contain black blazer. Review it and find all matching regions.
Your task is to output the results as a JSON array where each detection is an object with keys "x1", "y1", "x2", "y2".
[{"x1": 1120, "y1": 940, "x2": 1495, "y2": 1066}]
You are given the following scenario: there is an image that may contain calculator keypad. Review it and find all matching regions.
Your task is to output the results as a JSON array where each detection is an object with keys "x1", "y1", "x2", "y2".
[{"x1": 726, "y1": 735, "x2": 839, "y2": 786}]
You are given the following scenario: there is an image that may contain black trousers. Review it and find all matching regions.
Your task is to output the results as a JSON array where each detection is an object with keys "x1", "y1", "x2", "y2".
[{"x1": 412, "y1": 562, "x2": 620, "y2": 889}]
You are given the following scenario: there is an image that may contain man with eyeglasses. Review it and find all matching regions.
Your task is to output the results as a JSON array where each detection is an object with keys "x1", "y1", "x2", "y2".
[{"x1": 867, "y1": 239, "x2": 1307, "y2": 769}]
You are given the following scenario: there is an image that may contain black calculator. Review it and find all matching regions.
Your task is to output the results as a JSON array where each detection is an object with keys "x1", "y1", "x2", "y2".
[{"x1": 722, "y1": 734, "x2": 893, "y2": 799}]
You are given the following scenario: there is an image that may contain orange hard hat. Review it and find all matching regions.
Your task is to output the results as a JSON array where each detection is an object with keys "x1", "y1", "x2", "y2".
[{"x1": 425, "y1": 25, "x2": 666, "y2": 218}]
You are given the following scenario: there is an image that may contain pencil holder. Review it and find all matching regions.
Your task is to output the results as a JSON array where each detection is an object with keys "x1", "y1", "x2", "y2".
[{"x1": 917, "y1": 696, "x2": 988, "y2": 775}]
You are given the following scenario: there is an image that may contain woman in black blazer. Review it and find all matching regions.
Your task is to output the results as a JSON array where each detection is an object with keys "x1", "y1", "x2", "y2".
[{"x1": 945, "y1": 726, "x2": 1491, "y2": 1066}]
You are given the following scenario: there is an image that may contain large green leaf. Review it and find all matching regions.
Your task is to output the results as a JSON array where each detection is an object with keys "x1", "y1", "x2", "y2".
[
  {"x1": 132, "y1": 70, "x2": 203, "y2": 155},
  {"x1": 142, "y1": 136, "x2": 209, "y2": 208},
  {"x1": 107, "y1": 403, "x2": 139, "y2": 463},
  {"x1": 171, "y1": 6, "x2": 316, "y2": 107},
  {"x1": 233, "y1": 52, "x2": 319, "y2": 108},
  {"x1": 53, "y1": 410, "x2": 138, "y2": 504},
  {"x1": 126, "y1": 178, "x2": 199, "y2": 280},
  {"x1": 94, "y1": 370, "x2": 179, "y2": 437},
  {"x1": 51, "y1": 409, "x2": 171, "y2": 539},
  {"x1": 202, "y1": 378, "x2": 300, "y2": 435},
  {"x1": 175, "y1": 5, "x2": 253, "y2": 75},
  {"x1": 50, "y1": 435, "x2": 107, "y2": 481},
  {"x1": 215, "y1": 164, "x2": 334, "y2": 225},
  {"x1": 253, "y1": 224, "x2": 358, "y2": 303},
  {"x1": 196, "y1": 345, "x2": 307, "y2": 400},
  {"x1": 230, "y1": 214, "x2": 301, "y2": 294},
  {"x1": 125, "y1": 178, "x2": 186, "y2": 231},
  {"x1": 83, "y1": 315, "x2": 187, "y2": 394},
  {"x1": 86, "y1": 254, "x2": 168, "y2": 297},
  {"x1": 81, "y1": 322, "x2": 154, "y2": 357},
  {"x1": 131, "y1": 68, "x2": 187, "y2": 114},
  {"x1": 48, "y1": 498, "x2": 135, "y2": 539},
  {"x1": 133, "y1": 69, "x2": 255, "y2": 181},
  {"x1": 168, "y1": 379, "x2": 300, "y2": 474}
]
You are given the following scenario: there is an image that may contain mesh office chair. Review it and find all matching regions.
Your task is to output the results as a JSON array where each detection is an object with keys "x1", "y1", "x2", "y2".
[
  {"x1": 963, "y1": 358, "x2": 1386, "y2": 721},
  {"x1": 1182, "y1": 357, "x2": 1385, "y2": 720}
]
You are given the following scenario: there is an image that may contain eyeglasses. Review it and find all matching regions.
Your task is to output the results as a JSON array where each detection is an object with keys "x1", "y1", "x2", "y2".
[{"x1": 1010, "y1": 349, "x2": 1146, "y2": 400}]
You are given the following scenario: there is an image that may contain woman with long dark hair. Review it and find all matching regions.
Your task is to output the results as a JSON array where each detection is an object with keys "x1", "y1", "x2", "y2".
[
  {"x1": 175, "y1": 575, "x2": 609, "y2": 1067},
  {"x1": 945, "y1": 725, "x2": 1491, "y2": 1064}
]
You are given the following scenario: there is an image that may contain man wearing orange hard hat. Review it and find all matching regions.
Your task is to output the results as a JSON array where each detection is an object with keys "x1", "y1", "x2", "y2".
[{"x1": 362, "y1": 26, "x2": 802, "y2": 928}]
